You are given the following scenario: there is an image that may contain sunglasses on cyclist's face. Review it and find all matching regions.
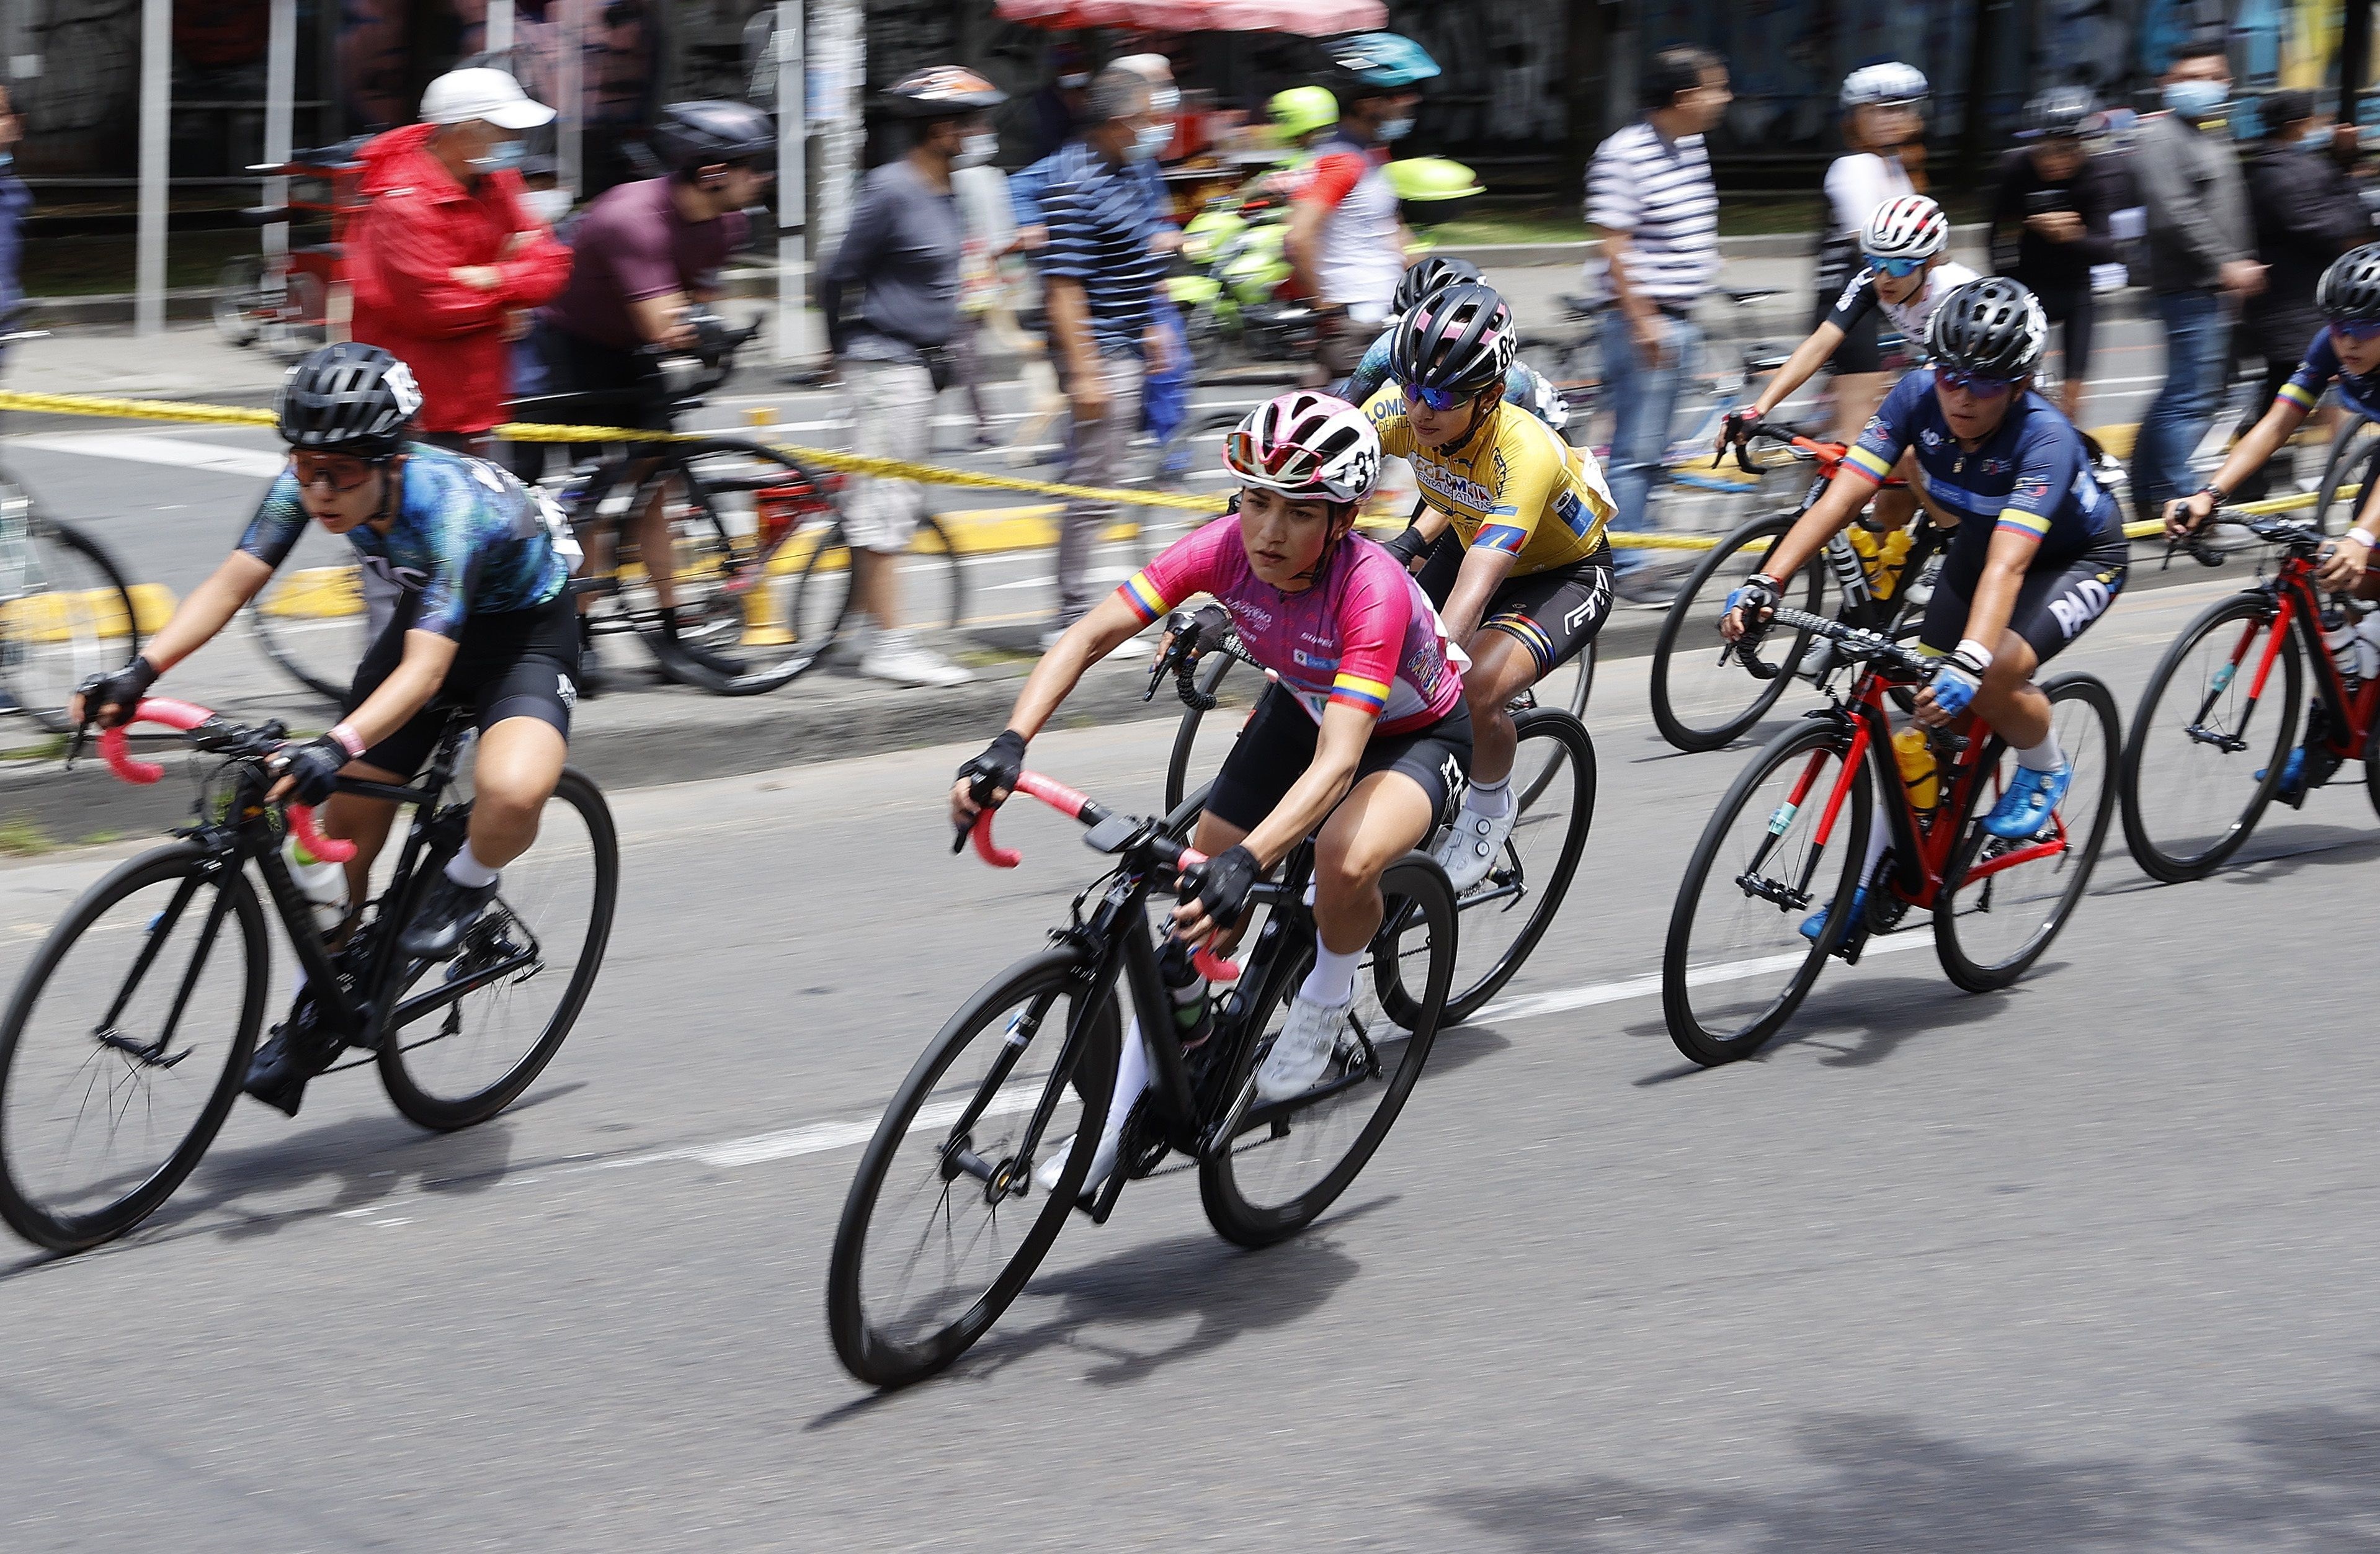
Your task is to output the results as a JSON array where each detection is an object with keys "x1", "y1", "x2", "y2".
[
  {"x1": 1402, "y1": 382, "x2": 1477, "y2": 414},
  {"x1": 1935, "y1": 367, "x2": 2019, "y2": 399},
  {"x1": 288, "y1": 451, "x2": 383, "y2": 493},
  {"x1": 2332, "y1": 317, "x2": 2380, "y2": 343},
  {"x1": 1866, "y1": 254, "x2": 1927, "y2": 279}
]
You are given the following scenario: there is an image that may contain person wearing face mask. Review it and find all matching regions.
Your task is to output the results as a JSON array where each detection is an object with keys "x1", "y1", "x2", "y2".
[
  {"x1": 1289, "y1": 32, "x2": 1440, "y2": 379},
  {"x1": 1111, "y1": 51, "x2": 1193, "y2": 471},
  {"x1": 0, "y1": 84, "x2": 29, "y2": 376},
  {"x1": 2128, "y1": 39, "x2": 2266, "y2": 524},
  {"x1": 348, "y1": 69, "x2": 573, "y2": 459},
  {"x1": 1988, "y1": 87, "x2": 2123, "y2": 422},
  {"x1": 816, "y1": 66, "x2": 1006, "y2": 689}
]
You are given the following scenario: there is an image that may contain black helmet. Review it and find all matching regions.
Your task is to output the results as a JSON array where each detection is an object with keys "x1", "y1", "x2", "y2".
[
  {"x1": 2316, "y1": 243, "x2": 2380, "y2": 321},
  {"x1": 2020, "y1": 85, "x2": 2099, "y2": 140},
  {"x1": 275, "y1": 342, "x2": 420, "y2": 458},
  {"x1": 1388, "y1": 280, "x2": 1516, "y2": 399},
  {"x1": 1391, "y1": 256, "x2": 1482, "y2": 318},
  {"x1": 651, "y1": 100, "x2": 777, "y2": 176},
  {"x1": 880, "y1": 65, "x2": 1006, "y2": 120},
  {"x1": 1925, "y1": 277, "x2": 2047, "y2": 378}
]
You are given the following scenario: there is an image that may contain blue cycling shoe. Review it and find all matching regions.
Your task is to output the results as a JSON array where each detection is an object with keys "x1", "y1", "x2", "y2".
[
  {"x1": 2256, "y1": 748, "x2": 2311, "y2": 808},
  {"x1": 1984, "y1": 762, "x2": 2071, "y2": 839},
  {"x1": 1799, "y1": 887, "x2": 1867, "y2": 943}
]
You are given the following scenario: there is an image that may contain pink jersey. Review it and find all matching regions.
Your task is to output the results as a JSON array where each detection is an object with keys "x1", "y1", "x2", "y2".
[{"x1": 1120, "y1": 517, "x2": 1464, "y2": 736}]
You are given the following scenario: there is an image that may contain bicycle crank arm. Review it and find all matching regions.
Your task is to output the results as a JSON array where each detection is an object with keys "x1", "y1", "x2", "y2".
[
  {"x1": 1732, "y1": 869, "x2": 1812, "y2": 913},
  {"x1": 2183, "y1": 722, "x2": 2251, "y2": 754},
  {"x1": 385, "y1": 947, "x2": 537, "y2": 1032}
]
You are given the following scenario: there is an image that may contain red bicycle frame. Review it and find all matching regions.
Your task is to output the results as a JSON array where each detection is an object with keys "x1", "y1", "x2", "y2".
[{"x1": 2225, "y1": 556, "x2": 2380, "y2": 759}]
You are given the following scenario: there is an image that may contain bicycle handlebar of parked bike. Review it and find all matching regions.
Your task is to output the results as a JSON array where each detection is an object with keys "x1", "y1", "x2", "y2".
[{"x1": 89, "y1": 697, "x2": 355, "y2": 864}]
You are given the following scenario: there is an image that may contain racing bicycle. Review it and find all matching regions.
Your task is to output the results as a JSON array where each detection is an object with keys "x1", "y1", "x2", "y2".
[
  {"x1": 2118, "y1": 517, "x2": 2380, "y2": 881},
  {"x1": 1663, "y1": 605, "x2": 2119, "y2": 1065},
  {"x1": 826, "y1": 768, "x2": 1457, "y2": 1388},
  {"x1": 0, "y1": 698, "x2": 617, "y2": 1252}
]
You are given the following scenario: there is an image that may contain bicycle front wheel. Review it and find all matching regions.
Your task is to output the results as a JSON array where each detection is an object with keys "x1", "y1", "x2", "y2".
[
  {"x1": 1664, "y1": 718, "x2": 1870, "y2": 1065},
  {"x1": 2118, "y1": 593, "x2": 2303, "y2": 884},
  {"x1": 828, "y1": 947, "x2": 1119, "y2": 1388},
  {"x1": 1935, "y1": 674, "x2": 2120, "y2": 992},
  {"x1": 2315, "y1": 413, "x2": 2380, "y2": 537},
  {"x1": 0, "y1": 843, "x2": 268, "y2": 1251},
  {"x1": 1649, "y1": 511, "x2": 1826, "y2": 752},
  {"x1": 1198, "y1": 855, "x2": 1456, "y2": 1249},
  {"x1": 377, "y1": 769, "x2": 618, "y2": 1130},
  {"x1": 247, "y1": 564, "x2": 368, "y2": 705},
  {"x1": 1162, "y1": 652, "x2": 1259, "y2": 815},
  {"x1": 4, "y1": 509, "x2": 141, "y2": 733}
]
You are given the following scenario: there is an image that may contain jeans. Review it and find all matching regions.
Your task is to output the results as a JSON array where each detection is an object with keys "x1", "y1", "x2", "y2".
[
  {"x1": 2129, "y1": 288, "x2": 2230, "y2": 521},
  {"x1": 1599, "y1": 306, "x2": 1701, "y2": 570},
  {"x1": 1141, "y1": 298, "x2": 1190, "y2": 449}
]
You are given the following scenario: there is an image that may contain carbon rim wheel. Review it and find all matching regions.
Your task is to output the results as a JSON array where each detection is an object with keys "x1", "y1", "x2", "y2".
[
  {"x1": 4, "y1": 511, "x2": 141, "y2": 734},
  {"x1": 1510, "y1": 641, "x2": 1595, "y2": 810},
  {"x1": 2118, "y1": 594, "x2": 2301, "y2": 884},
  {"x1": 0, "y1": 844, "x2": 266, "y2": 1252},
  {"x1": 1935, "y1": 675, "x2": 2119, "y2": 993},
  {"x1": 1650, "y1": 512, "x2": 1828, "y2": 752}
]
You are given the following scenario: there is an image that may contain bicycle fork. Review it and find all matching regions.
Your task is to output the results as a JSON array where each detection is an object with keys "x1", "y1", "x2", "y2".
[
  {"x1": 1739, "y1": 719, "x2": 1870, "y2": 915},
  {"x1": 2188, "y1": 599, "x2": 2293, "y2": 753}
]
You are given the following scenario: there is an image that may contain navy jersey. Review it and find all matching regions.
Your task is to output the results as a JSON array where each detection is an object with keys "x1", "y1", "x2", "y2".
[
  {"x1": 2279, "y1": 325, "x2": 2380, "y2": 419},
  {"x1": 1846, "y1": 367, "x2": 2125, "y2": 569},
  {"x1": 239, "y1": 442, "x2": 572, "y2": 641}
]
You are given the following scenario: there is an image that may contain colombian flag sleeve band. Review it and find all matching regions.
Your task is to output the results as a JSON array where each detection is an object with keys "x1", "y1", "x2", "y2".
[
  {"x1": 1329, "y1": 673, "x2": 1390, "y2": 714},
  {"x1": 1994, "y1": 507, "x2": 2052, "y2": 539},
  {"x1": 1120, "y1": 571, "x2": 1168, "y2": 623},
  {"x1": 2278, "y1": 381, "x2": 2319, "y2": 411},
  {"x1": 1843, "y1": 446, "x2": 1894, "y2": 485},
  {"x1": 1474, "y1": 523, "x2": 1530, "y2": 555}
]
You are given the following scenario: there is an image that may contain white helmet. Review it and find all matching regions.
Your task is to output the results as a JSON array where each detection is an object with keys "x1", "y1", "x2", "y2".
[
  {"x1": 1223, "y1": 391, "x2": 1382, "y2": 504},
  {"x1": 1841, "y1": 61, "x2": 1928, "y2": 110},
  {"x1": 1861, "y1": 194, "x2": 1948, "y2": 259}
]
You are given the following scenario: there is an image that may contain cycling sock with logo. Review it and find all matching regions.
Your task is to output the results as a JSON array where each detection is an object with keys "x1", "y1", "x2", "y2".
[
  {"x1": 1299, "y1": 939, "x2": 1363, "y2": 1007},
  {"x1": 445, "y1": 843, "x2": 502, "y2": 890},
  {"x1": 2015, "y1": 732, "x2": 2067, "y2": 773},
  {"x1": 1465, "y1": 774, "x2": 1513, "y2": 819}
]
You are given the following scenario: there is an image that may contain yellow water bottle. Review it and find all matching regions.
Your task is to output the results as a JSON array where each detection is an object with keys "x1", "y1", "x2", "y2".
[
  {"x1": 1874, "y1": 529, "x2": 1913, "y2": 601},
  {"x1": 1892, "y1": 726, "x2": 1938, "y2": 811}
]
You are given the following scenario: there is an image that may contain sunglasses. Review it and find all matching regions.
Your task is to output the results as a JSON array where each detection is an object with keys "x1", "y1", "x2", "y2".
[
  {"x1": 1401, "y1": 382, "x2": 1480, "y2": 413},
  {"x1": 2333, "y1": 317, "x2": 2380, "y2": 343},
  {"x1": 288, "y1": 451, "x2": 383, "y2": 493},
  {"x1": 1935, "y1": 368, "x2": 2018, "y2": 398},
  {"x1": 1866, "y1": 254, "x2": 1926, "y2": 279}
]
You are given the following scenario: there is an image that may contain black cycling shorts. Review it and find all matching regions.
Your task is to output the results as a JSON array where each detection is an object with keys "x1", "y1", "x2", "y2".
[
  {"x1": 1819, "y1": 290, "x2": 1886, "y2": 375},
  {"x1": 1920, "y1": 531, "x2": 2130, "y2": 668},
  {"x1": 347, "y1": 589, "x2": 581, "y2": 778},
  {"x1": 1205, "y1": 685, "x2": 1473, "y2": 836},
  {"x1": 1414, "y1": 535, "x2": 1615, "y2": 676},
  {"x1": 2035, "y1": 285, "x2": 2095, "y2": 385}
]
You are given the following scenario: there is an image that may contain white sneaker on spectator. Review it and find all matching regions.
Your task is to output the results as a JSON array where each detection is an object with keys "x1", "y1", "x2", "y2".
[
  {"x1": 1257, "y1": 994, "x2": 1353, "y2": 1102},
  {"x1": 860, "y1": 630, "x2": 971, "y2": 687}
]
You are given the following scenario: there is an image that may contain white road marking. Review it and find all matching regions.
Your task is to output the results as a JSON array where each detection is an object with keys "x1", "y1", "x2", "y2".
[
  {"x1": 10, "y1": 432, "x2": 287, "y2": 480},
  {"x1": 1477, "y1": 932, "x2": 1932, "y2": 1024}
]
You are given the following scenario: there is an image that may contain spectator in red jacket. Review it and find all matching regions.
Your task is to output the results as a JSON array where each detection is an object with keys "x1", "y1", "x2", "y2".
[{"x1": 350, "y1": 68, "x2": 572, "y2": 455}]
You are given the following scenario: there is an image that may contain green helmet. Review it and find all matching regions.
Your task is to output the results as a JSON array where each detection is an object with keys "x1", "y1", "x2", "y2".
[{"x1": 1269, "y1": 86, "x2": 1339, "y2": 143}]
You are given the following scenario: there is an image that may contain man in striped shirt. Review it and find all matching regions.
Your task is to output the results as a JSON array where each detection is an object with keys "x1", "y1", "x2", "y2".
[
  {"x1": 1587, "y1": 47, "x2": 1731, "y2": 599},
  {"x1": 1041, "y1": 66, "x2": 1172, "y2": 637}
]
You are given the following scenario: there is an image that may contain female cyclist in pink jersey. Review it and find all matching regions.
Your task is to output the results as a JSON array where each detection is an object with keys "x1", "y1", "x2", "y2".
[{"x1": 950, "y1": 391, "x2": 1472, "y2": 1189}]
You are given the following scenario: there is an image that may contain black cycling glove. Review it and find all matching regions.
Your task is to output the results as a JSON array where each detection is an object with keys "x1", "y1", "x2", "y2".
[
  {"x1": 1182, "y1": 844, "x2": 1262, "y2": 927},
  {"x1": 276, "y1": 735, "x2": 351, "y2": 808},
  {"x1": 1723, "y1": 573, "x2": 1781, "y2": 629},
  {"x1": 1381, "y1": 523, "x2": 1433, "y2": 572},
  {"x1": 76, "y1": 655, "x2": 159, "y2": 731},
  {"x1": 956, "y1": 729, "x2": 1027, "y2": 808}
]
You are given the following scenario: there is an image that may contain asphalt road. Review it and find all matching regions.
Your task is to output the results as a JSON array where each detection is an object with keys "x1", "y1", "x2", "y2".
[{"x1": 0, "y1": 568, "x2": 2374, "y2": 1550}]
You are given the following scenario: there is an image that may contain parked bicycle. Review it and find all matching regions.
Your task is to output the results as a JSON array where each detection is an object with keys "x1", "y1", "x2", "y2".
[
  {"x1": 0, "y1": 698, "x2": 617, "y2": 1252},
  {"x1": 826, "y1": 767, "x2": 1457, "y2": 1388},
  {"x1": 212, "y1": 138, "x2": 368, "y2": 361},
  {"x1": 2118, "y1": 517, "x2": 2380, "y2": 881},
  {"x1": 1663, "y1": 605, "x2": 2119, "y2": 1065}
]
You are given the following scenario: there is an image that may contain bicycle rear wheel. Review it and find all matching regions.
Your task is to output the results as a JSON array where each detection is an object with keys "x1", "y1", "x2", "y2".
[
  {"x1": 1198, "y1": 856, "x2": 1456, "y2": 1249},
  {"x1": 790, "y1": 517, "x2": 968, "y2": 671},
  {"x1": 1935, "y1": 674, "x2": 2120, "y2": 992},
  {"x1": 377, "y1": 770, "x2": 618, "y2": 1129},
  {"x1": 1510, "y1": 641, "x2": 1595, "y2": 810},
  {"x1": 1664, "y1": 718, "x2": 1870, "y2": 1065},
  {"x1": 4, "y1": 509, "x2": 141, "y2": 733},
  {"x1": 1649, "y1": 511, "x2": 1827, "y2": 752},
  {"x1": 0, "y1": 843, "x2": 267, "y2": 1251},
  {"x1": 2315, "y1": 414, "x2": 2378, "y2": 538},
  {"x1": 2118, "y1": 594, "x2": 2302, "y2": 884},
  {"x1": 654, "y1": 450, "x2": 847, "y2": 695},
  {"x1": 828, "y1": 947, "x2": 1119, "y2": 1388}
]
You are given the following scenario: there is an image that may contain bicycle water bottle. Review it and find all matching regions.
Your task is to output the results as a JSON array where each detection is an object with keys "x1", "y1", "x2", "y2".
[
  {"x1": 1891, "y1": 727, "x2": 1938, "y2": 811},
  {"x1": 1873, "y1": 529, "x2": 1914, "y2": 602},
  {"x1": 1156, "y1": 935, "x2": 1213, "y2": 1049},
  {"x1": 282, "y1": 833, "x2": 348, "y2": 936},
  {"x1": 2342, "y1": 602, "x2": 2380, "y2": 684},
  {"x1": 2321, "y1": 601, "x2": 2372, "y2": 690}
]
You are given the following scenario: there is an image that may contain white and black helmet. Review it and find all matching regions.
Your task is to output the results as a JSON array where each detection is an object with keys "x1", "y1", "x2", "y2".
[
  {"x1": 1840, "y1": 61, "x2": 1929, "y2": 111},
  {"x1": 275, "y1": 342, "x2": 421, "y2": 459},
  {"x1": 1223, "y1": 391, "x2": 1382, "y2": 505},
  {"x1": 1860, "y1": 194, "x2": 1948, "y2": 260},
  {"x1": 1926, "y1": 277, "x2": 2048, "y2": 378}
]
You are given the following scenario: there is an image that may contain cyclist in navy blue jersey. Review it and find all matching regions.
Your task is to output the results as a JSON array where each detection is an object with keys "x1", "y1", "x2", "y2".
[
  {"x1": 1722, "y1": 278, "x2": 2129, "y2": 930},
  {"x1": 73, "y1": 344, "x2": 582, "y2": 968}
]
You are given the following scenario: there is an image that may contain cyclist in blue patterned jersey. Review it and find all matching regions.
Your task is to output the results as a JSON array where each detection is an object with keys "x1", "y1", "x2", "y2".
[
  {"x1": 1721, "y1": 278, "x2": 2129, "y2": 934},
  {"x1": 1333, "y1": 256, "x2": 1571, "y2": 434},
  {"x1": 73, "y1": 344, "x2": 582, "y2": 984}
]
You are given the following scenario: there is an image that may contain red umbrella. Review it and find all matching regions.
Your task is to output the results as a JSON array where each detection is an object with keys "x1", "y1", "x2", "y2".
[{"x1": 992, "y1": 0, "x2": 1386, "y2": 35}]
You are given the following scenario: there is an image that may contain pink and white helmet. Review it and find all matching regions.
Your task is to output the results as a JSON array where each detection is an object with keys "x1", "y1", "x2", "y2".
[
  {"x1": 1861, "y1": 194, "x2": 1948, "y2": 260},
  {"x1": 1223, "y1": 391, "x2": 1383, "y2": 504}
]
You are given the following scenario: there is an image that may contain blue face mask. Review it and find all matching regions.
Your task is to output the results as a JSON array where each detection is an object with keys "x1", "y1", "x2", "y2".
[
  {"x1": 1377, "y1": 116, "x2": 1415, "y2": 141},
  {"x1": 2163, "y1": 79, "x2": 2229, "y2": 120},
  {"x1": 1124, "y1": 123, "x2": 1170, "y2": 163},
  {"x1": 0, "y1": 152, "x2": 12, "y2": 172},
  {"x1": 468, "y1": 138, "x2": 526, "y2": 175}
]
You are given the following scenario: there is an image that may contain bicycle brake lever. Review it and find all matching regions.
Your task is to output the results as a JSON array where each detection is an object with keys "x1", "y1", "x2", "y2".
[{"x1": 64, "y1": 723, "x2": 91, "y2": 772}]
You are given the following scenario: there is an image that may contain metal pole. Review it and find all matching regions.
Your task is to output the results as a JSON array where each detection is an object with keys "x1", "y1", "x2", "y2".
[
  {"x1": 264, "y1": 0, "x2": 295, "y2": 261},
  {"x1": 488, "y1": 0, "x2": 516, "y2": 58},
  {"x1": 775, "y1": 1, "x2": 806, "y2": 365},
  {"x1": 559, "y1": 0, "x2": 584, "y2": 196},
  {"x1": 135, "y1": 0, "x2": 170, "y2": 338},
  {"x1": 2344, "y1": 0, "x2": 2372, "y2": 127}
]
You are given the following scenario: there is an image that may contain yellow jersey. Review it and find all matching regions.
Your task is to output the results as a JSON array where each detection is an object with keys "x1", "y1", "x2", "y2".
[{"x1": 1363, "y1": 388, "x2": 1615, "y2": 576}]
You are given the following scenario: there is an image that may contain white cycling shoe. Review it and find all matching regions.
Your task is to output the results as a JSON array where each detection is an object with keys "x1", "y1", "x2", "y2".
[
  {"x1": 1433, "y1": 801, "x2": 1516, "y2": 892},
  {"x1": 1257, "y1": 994, "x2": 1353, "y2": 1102}
]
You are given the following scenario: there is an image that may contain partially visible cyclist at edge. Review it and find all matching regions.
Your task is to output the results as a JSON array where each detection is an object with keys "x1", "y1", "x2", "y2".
[
  {"x1": 1362, "y1": 283, "x2": 1617, "y2": 890},
  {"x1": 531, "y1": 99, "x2": 772, "y2": 691},
  {"x1": 950, "y1": 391, "x2": 1470, "y2": 1190},
  {"x1": 1719, "y1": 194, "x2": 1972, "y2": 534},
  {"x1": 1721, "y1": 279, "x2": 2129, "y2": 936},
  {"x1": 2164, "y1": 242, "x2": 2380, "y2": 803},
  {"x1": 71, "y1": 344, "x2": 581, "y2": 1111},
  {"x1": 1334, "y1": 255, "x2": 1572, "y2": 434}
]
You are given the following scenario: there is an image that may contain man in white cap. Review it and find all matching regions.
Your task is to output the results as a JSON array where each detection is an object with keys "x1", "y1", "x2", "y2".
[{"x1": 349, "y1": 67, "x2": 573, "y2": 457}]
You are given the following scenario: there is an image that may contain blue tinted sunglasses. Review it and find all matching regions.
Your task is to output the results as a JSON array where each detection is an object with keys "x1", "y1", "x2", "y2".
[
  {"x1": 2332, "y1": 317, "x2": 2380, "y2": 343},
  {"x1": 1866, "y1": 253, "x2": 1927, "y2": 279},
  {"x1": 1401, "y1": 382, "x2": 1476, "y2": 413},
  {"x1": 1935, "y1": 367, "x2": 2018, "y2": 398}
]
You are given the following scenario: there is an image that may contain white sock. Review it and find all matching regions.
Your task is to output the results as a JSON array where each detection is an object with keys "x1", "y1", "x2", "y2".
[
  {"x1": 1298, "y1": 939, "x2": 1362, "y2": 1008},
  {"x1": 1097, "y1": 1009, "x2": 1151, "y2": 1147},
  {"x1": 1858, "y1": 806, "x2": 1891, "y2": 890},
  {"x1": 445, "y1": 843, "x2": 501, "y2": 890},
  {"x1": 2016, "y1": 733, "x2": 2066, "y2": 774},
  {"x1": 1465, "y1": 774, "x2": 1512, "y2": 819}
]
